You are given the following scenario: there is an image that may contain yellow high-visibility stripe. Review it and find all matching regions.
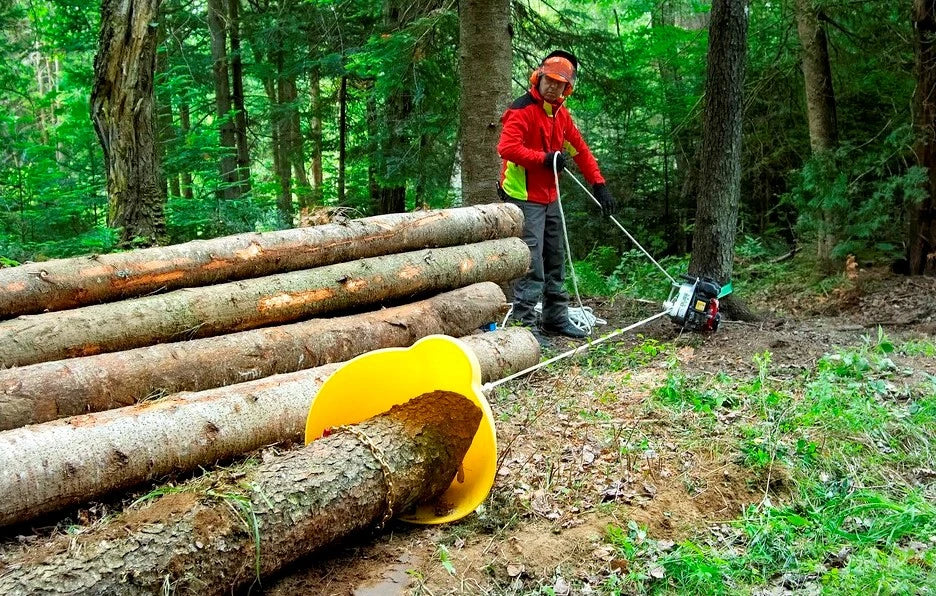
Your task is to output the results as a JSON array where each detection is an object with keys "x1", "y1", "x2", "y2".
[{"x1": 502, "y1": 161, "x2": 528, "y2": 200}]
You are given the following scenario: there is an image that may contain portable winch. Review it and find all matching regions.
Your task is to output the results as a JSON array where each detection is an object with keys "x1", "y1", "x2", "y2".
[{"x1": 663, "y1": 275, "x2": 722, "y2": 332}]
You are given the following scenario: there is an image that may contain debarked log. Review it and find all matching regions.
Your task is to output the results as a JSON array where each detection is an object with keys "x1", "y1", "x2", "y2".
[
  {"x1": 0, "y1": 328, "x2": 539, "y2": 527},
  {"x1": 0, "y1": 391, "x2": 480, "y2": 595},
  {"x1": 0, "y1": 204, "x2": 524, "y2": 318},
  {"x1": 0, "y1": 237, "x2": 530, "y2": 368},
  {"x1": 0, "y1": 282, "x2": 507, "y2": 431}
]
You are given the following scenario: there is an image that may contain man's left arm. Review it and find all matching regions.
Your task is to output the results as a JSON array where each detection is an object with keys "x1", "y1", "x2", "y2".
[{"x1": 565, "y1": 118, "x2": 616, "y2": 216}]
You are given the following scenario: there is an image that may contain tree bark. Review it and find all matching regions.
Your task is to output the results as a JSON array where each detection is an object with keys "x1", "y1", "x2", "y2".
[
  {"x1": 0, "y1": 392, "x2": 480, "y2": 594},
  {"x1": 795, "y1": 0, "x2": 838, "y2": 267},
  {"x1": 0, "y1": 203, "x2": 523, "y2": 317},
  {"x1": 0, "y1": 329, "x2": 538, "y2": 528},
  {"x1": 911, "y1": 0, "x2": 936, "y2": 275},
  {"x1": 0, "y1": 238, "x2": 530, "y2": 367},
  {"x1": 90, "y1": 0, "x2": 166, "y2": 246},
  {"x1": 458, "y1": 0, "x2": 512, "y2": 205},
  {"x1": 207, "y1": 0, "x2": 240, "y2": 201},
  {"x1": 0, "y1": 283, "x2": 507, "y2": 431},
  {"x1": 688, "y1": 0, "x2": 755, "y2": 321},
  {"x1": 228, "y1": 0, "x2": 251, "y2": 197}
]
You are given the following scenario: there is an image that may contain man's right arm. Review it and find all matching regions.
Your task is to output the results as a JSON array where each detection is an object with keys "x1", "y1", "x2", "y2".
[{"x1": 497, "y1": 108, "x2": 546, "y2": 170}]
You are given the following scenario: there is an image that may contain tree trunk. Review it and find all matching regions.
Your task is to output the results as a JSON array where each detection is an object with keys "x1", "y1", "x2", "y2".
[
  {"x1": 338, "y1": 75, "x2": 348, "y2": 205},
  {"x1": 795, "y1": 0, "x2": 838, "y2": 267},
  {"x1": 0, "y1": 203, "x2": 523, "y2": 317},
  {"x1": 0, "y1": 392, "x2": 479, "y2": 593},
  {"x1": 0, "y1": 329, "x2": 538, "y2": 527},
  {"x1": 228, "y1": 0, "x2": 251, "y2": 197},
  {"x1": 90, "y1": 0, "x2": 166, "y2": 246},
  {"x1": 283, "y1": 74, "x2": 313, "y2": 209},
  {"x1": 155, "y1": 47, "x2": 177, "y2": 199},
  {"x1": 458, "y1": 0, "x2": 512, "y2": 206},
  {"x1": 0, "y1": 238, "x2": 530, "y2": 367},
  {"x1": 0, "y1": 283, "x2": 507, "y2": 431},
  {"x1": 911, "y1": 0, "x2": 936, "y2": 275},
  {"x1": 688, "y1": 0, "x2": 755, "y2": 321},
  {"x1": 367, "y1": 90, "x2": 379, "y2": 207},
  {"x1": 310, "y1": 68, "x2": 325, "y2": 206},
  {"x1": 271, "y1": 49, "x2": 294, "y2": 225},
  {"x1": 178, "y1": 101, "x2": 195, "y2": 199},
  {"x1": 207, "y1": 0, "x2": 239, "y2": 202}
]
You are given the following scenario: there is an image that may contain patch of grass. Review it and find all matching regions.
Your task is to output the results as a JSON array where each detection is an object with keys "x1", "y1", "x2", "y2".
[
  {"x1": 901, "y1": 338, "x2": 936, "y2": 357},
  {"x1": 653, "y1": 372, "x2": 737, "y2": 414},
  {"x1": 605, "y1": 334, "x2": 936, "y2": 594}
]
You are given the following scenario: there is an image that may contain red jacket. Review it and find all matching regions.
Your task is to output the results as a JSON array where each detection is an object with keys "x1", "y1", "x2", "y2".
[{"x1": 498, "y1": 86, "x2": 605, "y2": 205}]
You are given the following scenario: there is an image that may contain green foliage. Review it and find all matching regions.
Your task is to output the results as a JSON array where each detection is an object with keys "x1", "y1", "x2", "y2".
[{"x1": 782, "y1": 129, "x2": 928, "y2": 260}]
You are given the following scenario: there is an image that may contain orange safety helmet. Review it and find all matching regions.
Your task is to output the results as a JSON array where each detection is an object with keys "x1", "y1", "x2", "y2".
[{"x1": 530, "y1": 50, "x2": 578, "y2": 97}]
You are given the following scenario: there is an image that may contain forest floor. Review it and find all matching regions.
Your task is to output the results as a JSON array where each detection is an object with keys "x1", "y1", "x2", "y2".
[
  {"x1": 1, "y1": 265, "x2": 933, "y2": 594},
  {"x1": 266, "y1": 266, "x2": 936, "y2": 595}
]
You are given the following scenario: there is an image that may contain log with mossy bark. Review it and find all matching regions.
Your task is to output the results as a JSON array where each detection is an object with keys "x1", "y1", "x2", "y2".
[
  {"x1": 0, "y1": 391, "x2": 480, "y2": 595},
  {"x1": 0, "y1": 237, "x2": 530, "y2": 368},
  {"x1": 0, "y1": 204, "x2": 524, "y2": 318},
  {"x1": 0, "y1": 328, "x2": 540, "y2": 528},
  {"x1": 0, "y1": 282, "x2": 507, "y2": 431}
]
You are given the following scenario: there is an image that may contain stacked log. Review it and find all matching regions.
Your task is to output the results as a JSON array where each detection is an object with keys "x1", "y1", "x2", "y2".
[
  {"x1": 0, "y1": 282, "x2": 508, "y2": 430},
  {"x1": 0, "y1": 204, "x2": 523, "y2": 317},
  {"x1": 0, "y1": 204, "x2": 538, "y2": 533},
  {"x1": 0, "y1": 329, "x2": 539, "y2": 527},
  {"x1": 0, "y1": 392, "x2": 482, "y2": 594}
]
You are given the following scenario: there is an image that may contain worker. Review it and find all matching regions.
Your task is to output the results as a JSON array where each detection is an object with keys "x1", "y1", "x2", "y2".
[{"x1": 497, "y1": 49, "x2": 616, "y2": 340}]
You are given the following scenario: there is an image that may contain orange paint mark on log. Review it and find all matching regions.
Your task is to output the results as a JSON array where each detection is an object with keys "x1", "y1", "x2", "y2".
[
  {"x1": 258, "y1": 288, "x2": 335, "y2": 312},
  {"x1": 111, "y1": 270, "x2": 186, "y2": 290},
  {"x1": 398, "y1": 265, "x2": 422, "y2": 280},
  {"x1": 4, "y1": 281, "x2": 27, "y2": 292},
  {"x1": 234, "y1": 243, "x2": 263, "y2": 260},
  {"x1": 459, "y1": 259, "x2": 476, "y2": 273}
]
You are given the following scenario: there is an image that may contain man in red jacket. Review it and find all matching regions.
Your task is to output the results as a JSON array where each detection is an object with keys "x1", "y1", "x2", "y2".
[{"x1": 498, "y1": 50, "x2": 616, "y2": 339}]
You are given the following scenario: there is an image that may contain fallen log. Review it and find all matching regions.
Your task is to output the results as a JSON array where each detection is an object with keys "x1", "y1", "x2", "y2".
[
  {"x1": 0, "y1": 282, "x2": 507, "y2": 431},
  {"x1": 0, "y1": 204, "x2": 523, "y2": 318},
  {"x1": 0, "y1": 391, "x2": 480, "y2": 595},
  {"x1": 0, "y1": 328, "x2": 539, "y2": 527},
  {"x1": 0, "y1": 237, "x2": 529, "y2": 368}
]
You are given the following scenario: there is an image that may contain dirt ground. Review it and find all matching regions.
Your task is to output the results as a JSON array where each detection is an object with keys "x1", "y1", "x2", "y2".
[
  {"x1": 1, "y1": 268, "x2": 932, "y2": 594},
  {"x1": 259, "y1": 269, "x2": 936, "y2": 595}
]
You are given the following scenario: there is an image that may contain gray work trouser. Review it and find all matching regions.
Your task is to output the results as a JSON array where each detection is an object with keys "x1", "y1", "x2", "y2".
[{"x1": 505, "y1": 198, "x2": 569, "y2": 327}]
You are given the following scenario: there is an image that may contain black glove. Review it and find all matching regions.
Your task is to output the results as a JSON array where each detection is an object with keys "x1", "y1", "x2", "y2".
[
  {"x1": 543, "y1": 151, "x2": 567, "y2": 172},
  {"x1": 592, "y1": 183, "x2": 616, "y2": 216}
]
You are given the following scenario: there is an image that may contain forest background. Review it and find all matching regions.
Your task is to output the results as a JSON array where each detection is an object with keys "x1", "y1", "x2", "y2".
[{"x1": 0, "y1": 0, "x2": 932, "y2": 286}]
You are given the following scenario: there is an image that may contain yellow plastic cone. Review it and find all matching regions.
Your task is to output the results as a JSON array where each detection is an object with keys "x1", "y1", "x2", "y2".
[{"x1": 304, "y1": 335, "x2": 497, "y2": 524}]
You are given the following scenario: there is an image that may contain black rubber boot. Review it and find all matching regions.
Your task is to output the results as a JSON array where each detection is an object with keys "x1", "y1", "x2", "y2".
[{"x1": 541, "y1": 319, "x2": 588, "y2": 339}]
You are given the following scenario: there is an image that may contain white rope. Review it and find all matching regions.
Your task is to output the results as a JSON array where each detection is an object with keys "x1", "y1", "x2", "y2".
[
  {"x1": 553, "y1": 153, "x2": 592, "y2": 335},
  {"x1": 563, "y1": 168, "x2": 678, "y2": 286},
  {"x1": 534, "y1": 302, "x2": 606, "y2": 333},
  {"x1": 483, "y1": 310, "x2": 669, "y2": 391}
]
